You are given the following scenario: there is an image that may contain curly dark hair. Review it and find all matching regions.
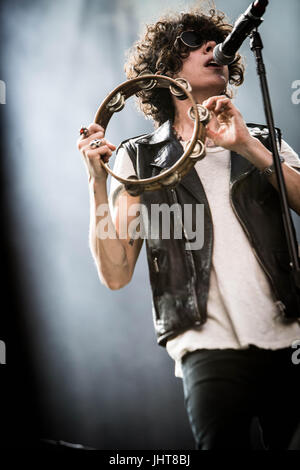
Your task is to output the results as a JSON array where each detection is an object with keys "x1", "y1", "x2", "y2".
[{"x1": 125, "y1": 6, "x2": 245, "y2": 126}]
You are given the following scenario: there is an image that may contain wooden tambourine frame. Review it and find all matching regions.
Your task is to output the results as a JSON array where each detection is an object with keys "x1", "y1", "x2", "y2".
[{"x1": 93, "y1": 74, "x2": 210, "y2": 196}]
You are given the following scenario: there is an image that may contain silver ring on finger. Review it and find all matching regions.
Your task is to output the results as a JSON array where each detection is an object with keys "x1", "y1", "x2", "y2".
[{"x1": 89, "y1": 138, "x2": 104, "y2": 149}]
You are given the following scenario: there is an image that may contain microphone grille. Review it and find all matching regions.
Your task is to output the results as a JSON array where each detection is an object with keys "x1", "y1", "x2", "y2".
[{"x1": 213, "y1": 44, "x2": 236, "y2": 66}]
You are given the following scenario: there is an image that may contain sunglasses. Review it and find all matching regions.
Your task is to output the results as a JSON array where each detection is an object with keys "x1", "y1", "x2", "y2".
[{"x1": 175, "y1": 30, "x2": 223, "y2": 49}]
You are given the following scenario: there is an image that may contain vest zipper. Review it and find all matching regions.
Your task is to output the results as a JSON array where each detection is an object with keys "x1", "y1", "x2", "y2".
[
  {"x1": 229, "y1": 176, "x2": 285, "y2": 316},
  {"x1": 169, "y1": 187, "x2": 204, "y2": 325}
]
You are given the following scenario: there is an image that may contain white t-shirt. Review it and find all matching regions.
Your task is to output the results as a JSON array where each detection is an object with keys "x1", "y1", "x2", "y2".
[{"x1": 108, "y1": 138, "x2": 300, "y2": 379}]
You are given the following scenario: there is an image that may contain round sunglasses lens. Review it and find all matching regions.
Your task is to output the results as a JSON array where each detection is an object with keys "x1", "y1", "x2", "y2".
[{"x1": 180, "y1": 31, "x2": 203, "y2": 48}]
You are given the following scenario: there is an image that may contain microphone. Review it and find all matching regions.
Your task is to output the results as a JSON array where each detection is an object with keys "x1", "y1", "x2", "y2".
[{"x1": 213, "y1": 0, "x2": 269, "y2": 65}]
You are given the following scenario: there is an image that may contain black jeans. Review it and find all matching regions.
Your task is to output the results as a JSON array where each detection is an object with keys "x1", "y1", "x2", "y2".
[{"x1": 181, "y1": 345, "x2": 300, "y2": 450}]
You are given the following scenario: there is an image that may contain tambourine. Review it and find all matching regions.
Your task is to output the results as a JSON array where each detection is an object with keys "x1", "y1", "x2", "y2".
[{"x1": 93, "y1": 73, "x2": 211, "y2": 196}]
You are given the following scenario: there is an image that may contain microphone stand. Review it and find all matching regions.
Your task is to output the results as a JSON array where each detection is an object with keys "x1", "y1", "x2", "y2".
[{"x1": 250, "y1": 29, "x2": 300, "y2": 316}]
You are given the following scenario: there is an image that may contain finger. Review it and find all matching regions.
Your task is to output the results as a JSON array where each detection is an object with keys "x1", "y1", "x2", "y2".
[
  {"x1": 78, "y1": 130, "x2": 103, "y2": 149},
  {"x1": 214, "y1": 98, "x2": 231, "y2": 113},
  {"x1": 206, "y1": 100, "x2": 235, "y2": 122},
  {"x1": 202, "y1": 95, "x2": 229, "y2": 111},
  {"x1": 77, "y1": 123, "x2": 105, "y2": 145},
  {"x1": 88, "y1": 137, "x2": 116, "y2": 150},
  {"x1": 79, "y1": 135, "x2": 116, "y2": 151},
  {"x1": 84, "y1": 145, "x2": 113, "y2": 160},
  {"x1": 88, "y1": 123, "x2": 105, "y2": 135},
  {"x1": 202, "y1": 94, "x2": 227, "y2": 104},
  {"x1": 102, "y1": 154, "x2": 110, "y2": 163},
  {"x1": 85, "y1": 133, "x2": 111, "y2": 146},
  {"x1": 98, "y1": 145, "x2": 113, "y2": 159},
  {"x1": 205, "y1": 126, "x2": 218, "y2": 141},
  {"x1": 208, "y1": 97, "x2": 241, "y2": 119},
  {"x1": 202, "y1": 96, "x2": 219, "y2": 109},
  {"x1": 106, "y1": 142, "x2": 116, "y2": 150}
]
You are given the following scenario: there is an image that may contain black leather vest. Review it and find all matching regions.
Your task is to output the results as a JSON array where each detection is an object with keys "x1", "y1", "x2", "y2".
[{"x1": 118, "y1": 120, "x2": 300, "y2": 347}]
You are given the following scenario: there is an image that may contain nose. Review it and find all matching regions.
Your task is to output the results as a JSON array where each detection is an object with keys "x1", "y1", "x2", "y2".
[{"x1": 202, "y1": 40, "x2": 217, "y2": 54}]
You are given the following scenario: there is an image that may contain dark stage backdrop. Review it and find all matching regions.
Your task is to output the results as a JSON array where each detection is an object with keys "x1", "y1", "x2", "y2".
[{"x1": 0, "y1": 0, "x2": 299, "y2": 449}]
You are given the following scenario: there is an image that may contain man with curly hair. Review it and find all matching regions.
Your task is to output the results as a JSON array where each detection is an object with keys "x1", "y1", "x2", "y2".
[{"x1": 77, "y1": 6, "x2": 300, "y2": 450}]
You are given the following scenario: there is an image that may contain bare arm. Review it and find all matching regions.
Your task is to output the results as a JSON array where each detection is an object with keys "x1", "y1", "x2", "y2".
[
  {"x1": 89, "y1": 178, "x2": 144, "y2": 289},
  {"x1": 77, "y1": 123, "x2": 144, "y2": 290}
]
